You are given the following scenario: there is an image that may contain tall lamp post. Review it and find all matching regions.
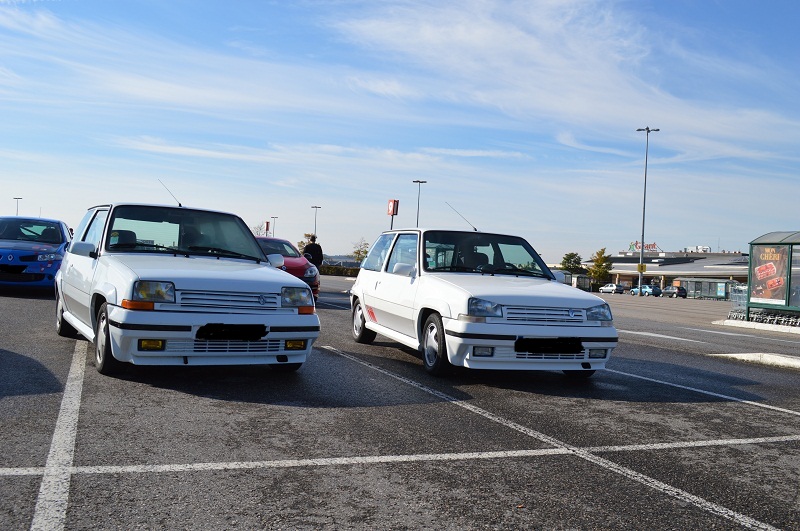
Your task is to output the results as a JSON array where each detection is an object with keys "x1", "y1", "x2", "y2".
[
  {"x1": 635, "y1": 127, "x2": 659, "y2": 296},
  {"x1": 311, "y1": 205, "x2": 321, "y2": 236},
  {"x1": 270, "y1": 216, "x2": 278, "y2": 237},
  {"x1": 412, "y1": 180, "x2": 426, "y2": 227},
  {"x1": 13, "y1": 197, "x2": 22, "y2": 215}
]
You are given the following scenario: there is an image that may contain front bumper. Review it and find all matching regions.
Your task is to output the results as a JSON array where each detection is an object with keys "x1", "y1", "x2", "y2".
[
  {"x1": 106, "y1": 305, "x2": 320, "y2": 366},
  {"x1": 443, "y1": 317, "x2": 617, "y2": 371}
]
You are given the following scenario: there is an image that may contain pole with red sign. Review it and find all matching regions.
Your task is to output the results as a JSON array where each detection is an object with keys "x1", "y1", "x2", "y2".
[{"x1": 387, "y1": 199, "x2": 399, "y2": 229}]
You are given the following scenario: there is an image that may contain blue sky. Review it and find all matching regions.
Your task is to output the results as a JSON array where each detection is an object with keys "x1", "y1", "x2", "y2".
[{"x1": 2, "y1": 0, "x2": 799, "y2": 262}]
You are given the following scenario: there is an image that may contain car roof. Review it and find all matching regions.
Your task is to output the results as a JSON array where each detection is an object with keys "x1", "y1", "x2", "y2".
[{"x1": 0, "y1": 216, "x2": 68, "y2": 225}]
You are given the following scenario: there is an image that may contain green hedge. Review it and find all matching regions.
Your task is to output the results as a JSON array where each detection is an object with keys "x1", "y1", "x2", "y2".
[{"x1": 320, "y1": 265, "x2": 360, "y2": 277}]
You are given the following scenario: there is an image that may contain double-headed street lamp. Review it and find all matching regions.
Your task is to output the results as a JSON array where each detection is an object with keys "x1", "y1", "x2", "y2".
[
  {"x1": 412, "y1": 180, "x2": 426, "y2": 227},
  {"x1": 636, "y1": 127, "x2": 659, "y2": 296},
  {"x1": 13, "y1": 197, "x2": 22, "y2": 215},
  {"x1": 311, "y1": 206, "x2": 321, "y2": 235}
]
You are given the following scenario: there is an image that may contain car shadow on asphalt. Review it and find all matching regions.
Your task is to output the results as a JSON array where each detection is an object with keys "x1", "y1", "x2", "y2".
[{"x1": 0, "y1": 349, "x2": 63, "y2": 398}]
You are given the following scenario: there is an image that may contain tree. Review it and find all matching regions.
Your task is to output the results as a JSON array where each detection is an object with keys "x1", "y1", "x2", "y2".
[
  {"x1": 586, "y1": 247, "x2": 613, "y2": 285},
  {"x1": 559, "y1": 252, "x2": 583, "y2": 273},
  {"x1": 351, "y1": 238, "x2": 369, "y2": 262},
  {"x1": 251, "y1": 223, "x2": 266, "y2": 236}
]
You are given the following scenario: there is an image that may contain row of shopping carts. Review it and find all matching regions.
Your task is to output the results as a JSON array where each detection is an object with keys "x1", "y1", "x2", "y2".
[{"x1": 727, "y1": 282, "x2": 800, "y2": 326}]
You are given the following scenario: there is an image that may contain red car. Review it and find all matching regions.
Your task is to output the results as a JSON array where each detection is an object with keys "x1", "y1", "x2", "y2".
[{"x1": 256, "y1": 237, "x2": 320, "y2": 300}]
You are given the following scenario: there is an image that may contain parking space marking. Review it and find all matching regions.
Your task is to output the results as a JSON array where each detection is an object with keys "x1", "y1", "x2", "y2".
[
  {"x1": 682, "y1": 327, "x2": 800, "y2": 345},
  {"x1": 30, "y1": 341, "x2": 87, "y2": 531},
  {"x1": 618, "y1": 330, "x2": 706, "y2": 343},
  {"x1": 13, "y1": 342, "x2": 792, "y2": 530},
  {"x1": 607, "y1": 369, "x2": 800, "y2": 417},
  {"x1": 321, "y1": 346, "x2": 779, "y2": 531}
]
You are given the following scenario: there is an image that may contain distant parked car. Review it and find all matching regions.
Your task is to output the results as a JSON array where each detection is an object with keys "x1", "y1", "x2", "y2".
[
  {"x1": 598, "y1": 283, "x2": 625, "y2": 294},
  {"x1": 256, "y1": 237, "x2": 320, "y2": 300},
  {"x1": 661, "y1": 285, "x2": 687, "y2": 298},
  {"x1": 0, "y1": 216, "x2": 71, "y2": 288},
  {"x1": 630, "y1": 285, "x2": 662, "y2": 297}
]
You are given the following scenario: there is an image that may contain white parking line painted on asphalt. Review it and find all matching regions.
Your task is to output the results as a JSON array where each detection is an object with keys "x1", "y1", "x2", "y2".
[
  {"x1": 607, "y1": 369, "x2": 800, "y2": 417},
  {"x1": 30, "y1": 341, "x2": 87, "y2": 531},
  {"x1": 320, "y1": 346, "x2": 779, "y2": 531},
  {"x1": 683, "y1": 327, "x2": 800, "y2": 344},
  {"x1": 2, "y1": 434, "x2": 797, "y2": 478},
  {"x1": 618, "y1": 330, "x2": 706, "y2": 343}
]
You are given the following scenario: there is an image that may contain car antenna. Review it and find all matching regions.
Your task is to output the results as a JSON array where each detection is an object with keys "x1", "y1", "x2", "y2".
[
  {"x1": 445, "y1": 202, "x2": 478, "y2": 231},
  {"x1": 158, "y1": 179, "x2": 182, "y2": 207}
]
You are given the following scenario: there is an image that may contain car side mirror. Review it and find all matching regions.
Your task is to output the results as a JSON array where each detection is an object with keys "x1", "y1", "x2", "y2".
[
  {"x1": 70, "y1": 241, "x2": 97, "y2": 258},
  {"x1": 391, "y1": 263, "x2": 416, "y2": 277},
  {"x1": 267, "y1": 253, "x2": 285, "y2": 268}
]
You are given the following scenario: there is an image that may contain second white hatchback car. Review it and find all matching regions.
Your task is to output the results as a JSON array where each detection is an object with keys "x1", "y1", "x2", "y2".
[{"x1": 350, "y1": 229, "x2": 618, "y2": 377}]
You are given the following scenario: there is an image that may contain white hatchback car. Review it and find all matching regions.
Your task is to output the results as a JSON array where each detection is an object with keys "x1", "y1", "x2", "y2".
[
  {"x1": 55, "y1": 203, "x2": 320, "y2": 375},
  {"x1": 350, "y1": 229, "x2": 618, "y2": 377}
]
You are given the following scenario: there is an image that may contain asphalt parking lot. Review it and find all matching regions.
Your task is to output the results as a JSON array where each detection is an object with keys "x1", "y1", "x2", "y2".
[{"x1": 2, "y1": 279, "x2": 799, "y2": 530}]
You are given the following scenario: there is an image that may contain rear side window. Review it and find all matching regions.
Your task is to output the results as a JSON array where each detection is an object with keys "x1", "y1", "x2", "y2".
[{"x1": 361, "y1": 233, "x2": 395, "y2": 271}]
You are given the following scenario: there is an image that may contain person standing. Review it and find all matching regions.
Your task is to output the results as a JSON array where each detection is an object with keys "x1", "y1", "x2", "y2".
[{"x1": 304, "y1": 234, "x2": 323, "y2": 268}]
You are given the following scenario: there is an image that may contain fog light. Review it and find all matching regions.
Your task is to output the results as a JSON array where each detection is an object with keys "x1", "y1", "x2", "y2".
[
  {"x1": 285, "y1": 340, "x2": 307, "y2": 350},
  {"x1": 588, "y1": 348, "x2": 607, "y2": 359},
  {"x1": 473, "y1": 346, "x2": 494, "y2": 357},
  {"x1": 139, "y1": 339, "x2": 165, "y2": 351}
]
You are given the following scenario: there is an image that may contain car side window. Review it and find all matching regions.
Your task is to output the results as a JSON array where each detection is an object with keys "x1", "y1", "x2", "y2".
[
  {"x1": 362, "y1": 233, "x2": 395, "y2": 271},
  {"x1": 82, "y1": 210, "x2": 109, "y2": 247},
  {"x1": 386, "y1": 234, "x2": 418, "y2": 275}
]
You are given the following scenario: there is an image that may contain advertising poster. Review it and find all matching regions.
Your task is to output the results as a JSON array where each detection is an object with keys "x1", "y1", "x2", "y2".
[{"x1": 750, "y1": 245, "x2": 789, "y2": 305}]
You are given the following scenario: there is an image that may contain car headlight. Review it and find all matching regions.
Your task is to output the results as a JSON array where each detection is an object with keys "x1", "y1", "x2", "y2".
[
  {"x1": 133, "y1": 281, "x2": 175, "y2": 303},
  {"x1": 281, "y1": 287, "x2": 314, "y2": 307},
  {"x1": 586, "y1": 303, "x2": 613, "y2": 322},
  {"x1": 468, "y1": 297, "x2": 503, "y2": 318},
  {"x1": 304, "y1": 265, "x2": 319, "y2": 278},
  {"x1": 38, "y1": 253, "x2": 63, "y2": 262}
]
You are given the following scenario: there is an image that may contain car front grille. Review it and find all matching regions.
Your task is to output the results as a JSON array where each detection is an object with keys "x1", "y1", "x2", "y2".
[
  {"x1": 177, "y1": 290, "x2": 281, "y2": 312},
  {"x1": 504, "y1": 306, "x2": 585, "y2": 323},
  {"x1": 165, "y1": 339, "x2": 284, "y2": 353}
]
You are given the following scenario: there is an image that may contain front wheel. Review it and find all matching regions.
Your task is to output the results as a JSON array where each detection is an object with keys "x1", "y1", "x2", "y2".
[
  {"x1": 95, "y1": 302, "x2": 124, "y2": 375},
  {"x1": 422, "y1": 313, "x2": 451, "y2": 376},
  {"x1": 352, "y1": 299, "x2": 376, "y2": 344}
]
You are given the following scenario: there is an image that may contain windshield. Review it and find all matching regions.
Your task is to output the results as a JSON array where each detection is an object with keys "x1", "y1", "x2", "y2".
[
  {"x1": 0, "y1": 218, "x2": 64, "y2": 244},
  {"x1": 257, "y1": 238, "x2": 301, "y2": 258},
  {"x1": 423, "y1": 230, "x2": 553, "y2": 278},
  {"x1": 105, "y1": 205, "x2": 263, "y2": 260}
]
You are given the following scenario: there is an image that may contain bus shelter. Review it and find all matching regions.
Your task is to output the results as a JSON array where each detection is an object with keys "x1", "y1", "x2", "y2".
[{"x1": 744, "y1": 231, "x2": 800, "y2": 322}]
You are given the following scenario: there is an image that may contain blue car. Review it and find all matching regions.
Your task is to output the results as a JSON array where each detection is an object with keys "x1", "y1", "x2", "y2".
[
  {"x1": 0, "y1": 217, "x2": 71, "y2": 288},
  {"x1": 630, "y1": 284, "x2": 662, "y2": 297}
]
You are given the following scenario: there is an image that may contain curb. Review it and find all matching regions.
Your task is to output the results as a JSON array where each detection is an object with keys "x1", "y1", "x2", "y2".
[{"x1": 713, "y1": 319, "x2": 800, "y2": 336}]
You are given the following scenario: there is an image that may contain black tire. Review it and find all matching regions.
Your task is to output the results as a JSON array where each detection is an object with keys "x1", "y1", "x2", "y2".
[
  {"x1": 563, "y1": 370, "x2": 596, "y2": 378},
  {"x1": 95, "y1": 302, "x2": 124, "y2": 375},
  {"x1": 269, "y1": 363, "x2": 302, "y2": 372},
  {"x1": 352, "y1": 299, "x2": 376, "y2": 344},
  {"x1": 55, "y1": 290, "x2": 78, "y2": 338},
  {"x1": 422, "y1": 313, "x2": 451, "y2": 376}
]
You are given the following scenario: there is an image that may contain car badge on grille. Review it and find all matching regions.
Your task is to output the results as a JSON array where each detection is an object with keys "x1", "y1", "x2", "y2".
[
  {"x1": 258, "y1": 294, "x2": 270, "y2": 305},
  {"x1": 569, "y1": 309, "x2": 576, "y2": 318},
  {"x1": 7, "y1": 254, "x2": 12, "y2": 261},
  {"x1": 281, "y1": 265, "x2": 287, "y2": 271}
]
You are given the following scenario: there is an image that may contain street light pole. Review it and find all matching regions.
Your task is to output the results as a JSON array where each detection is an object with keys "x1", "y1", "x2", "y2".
[
  {"x1": 412, "y1": 180, "x2": 427, "y2": 227},
  {"x1": 13, "y1": 197, "x2": 22, "y2": 216},
  {"x1": 311, "y1": 206, "x2": 321, "y2": 235},
  {"x1": 635, "y1": 127, "x2": 659, "y2": 296},
  {"x1": 270, "y1": 216, "x2": 278, "y2": 237}
]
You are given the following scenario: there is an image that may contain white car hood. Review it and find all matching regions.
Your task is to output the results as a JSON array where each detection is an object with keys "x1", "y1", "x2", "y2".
[
  {"x1": 428, "y1": 273, "x2": 605, "y2": 309},
  {"x1": 105, "y1": 254, "x2": 303, "y2": 291}
]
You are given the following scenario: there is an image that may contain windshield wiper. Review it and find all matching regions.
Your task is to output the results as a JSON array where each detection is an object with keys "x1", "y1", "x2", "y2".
[
  {"x1": 427, "y1": 265, "x2": 477, "y2": 272},
  {"x1": 187, "y1": 246, "x2": 262, "y2": 263},
  {"x1": 478, "y1": 264, "x2": 549, "y2": 277}
]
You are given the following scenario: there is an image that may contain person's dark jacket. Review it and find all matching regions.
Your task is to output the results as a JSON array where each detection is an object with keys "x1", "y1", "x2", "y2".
[{"x1": 304, "y1": 242, "x2": 323, "y2": 267}]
